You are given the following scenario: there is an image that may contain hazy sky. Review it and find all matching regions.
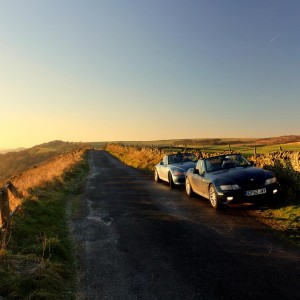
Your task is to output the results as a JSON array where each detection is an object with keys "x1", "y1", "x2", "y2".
[{"x1": 1, "y1": 0, "x2": 299, "y2": 148}]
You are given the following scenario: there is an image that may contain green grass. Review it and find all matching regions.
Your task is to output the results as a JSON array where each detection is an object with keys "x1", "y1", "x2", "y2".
[
  {"x1": 0, "y1": 153, "x2": 89, "y2": 299},
  {"x1": 181, "y1": 143, "x2": 300, "y2": 156},
  {"x1": 255, "y1": 143, "x2": 300, "y2": 153},
  {"x1": 251, "y1": 199, "x2": 300, "y2": 245}
]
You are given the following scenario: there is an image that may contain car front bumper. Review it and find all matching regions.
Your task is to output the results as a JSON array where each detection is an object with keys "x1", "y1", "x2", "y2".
[
  {"x1": 216, "y1": 183, "x2": 280, "y2": 205},
  {"x1": 172, "y1": 175, "x2": 186, "y2": 186}
]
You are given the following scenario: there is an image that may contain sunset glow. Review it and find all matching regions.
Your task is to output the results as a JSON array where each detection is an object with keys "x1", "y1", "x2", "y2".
[{"x1": 1, "y1": 1, "x2": 299, "y2": 148}]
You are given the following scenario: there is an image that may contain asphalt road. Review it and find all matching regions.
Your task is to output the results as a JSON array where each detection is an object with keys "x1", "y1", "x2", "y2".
[{"x1": 72, "y1": 150, "x2": 300, "y2": 300}]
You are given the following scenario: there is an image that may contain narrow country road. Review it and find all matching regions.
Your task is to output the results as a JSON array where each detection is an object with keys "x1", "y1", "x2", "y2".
[{"x1": 72, "y1": 150, "x2": 300, "y2": 300}]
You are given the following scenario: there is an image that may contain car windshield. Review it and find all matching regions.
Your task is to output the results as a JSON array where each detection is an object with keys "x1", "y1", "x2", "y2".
[
  {"x1": 168, "y1": 153, "x2": 197, "y2": 164},
  {"x1": 205, "y1": 154, "x2": 251, "y2": 172}
]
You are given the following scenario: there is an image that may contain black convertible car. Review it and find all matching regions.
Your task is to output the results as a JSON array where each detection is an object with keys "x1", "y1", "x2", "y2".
[
  {"x1": 154, "y1": 152, "x2": 197, "y2": 188},
  {"x1": 185, "y1": 154, "x2": 279, "y2": 209}
]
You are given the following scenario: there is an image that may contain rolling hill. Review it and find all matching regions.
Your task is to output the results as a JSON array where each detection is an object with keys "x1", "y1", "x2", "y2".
[
  {"x1": 0, "y1": 140, "x2": 84, "y2": 181},
  {"x1": 90, "y1": 135, "x2": 300, "y2": 147}
]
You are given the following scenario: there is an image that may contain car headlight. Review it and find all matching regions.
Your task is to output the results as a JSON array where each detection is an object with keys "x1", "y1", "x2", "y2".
[
  {"x1": 265, "y1": 177, "x2": 277, "y2": 185},
  {"x1": 173, "y1": 171, "x2": 186, "y2": 176},
  {"x1": 220, "y1": 184, "x2": 240, "y2": 191}
]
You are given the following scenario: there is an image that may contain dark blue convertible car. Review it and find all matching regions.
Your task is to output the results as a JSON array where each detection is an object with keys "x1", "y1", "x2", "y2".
[{"x1": 185, "y1": 154, "x2": 280, "y2": 209}]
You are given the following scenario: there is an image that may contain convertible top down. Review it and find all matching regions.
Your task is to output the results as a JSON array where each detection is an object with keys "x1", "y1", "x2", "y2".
[
  {"x1": 185, "y1": 154, "x2": 279, "y2": 209},
  {"x1": 154, "y1": 152, "x2": 197, "y2": 188}
]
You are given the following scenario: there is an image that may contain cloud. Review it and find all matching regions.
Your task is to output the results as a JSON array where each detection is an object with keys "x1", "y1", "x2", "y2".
[{"x1": 270, "y1": 34, "x2": 279, "y2": 43}]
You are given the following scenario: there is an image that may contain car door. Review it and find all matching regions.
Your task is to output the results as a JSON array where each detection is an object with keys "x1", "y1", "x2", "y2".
[
  {"x1": 190, "y1": 160, "x2": 205, "y2": 195},
  {"x1": 160, "y1": 155, "x2": 169, "y2": 182},
  {"x1": 200, "y1": 173, "x2": 211, "y2": 199}
]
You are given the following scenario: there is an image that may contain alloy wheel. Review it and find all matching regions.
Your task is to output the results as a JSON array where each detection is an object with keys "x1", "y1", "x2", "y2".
[
  {"x1": 209, "y1": 185, "x2": 219, "y2": 209},
  {"x1": 186, "y1": 178, "x2": 192, "y2": 196}
]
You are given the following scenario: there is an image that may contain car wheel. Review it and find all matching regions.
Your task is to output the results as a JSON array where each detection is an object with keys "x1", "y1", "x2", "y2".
[
  {"x1": 185, "y1": 177, "x2": 194, "y2": 197},
  {"x1": 154, "y1": 169, "x2": 161, "y2": 183},
  {"x1": 209, "y1": 185, "x2": 219, "y2": 209},
  {"x1": 168, "y1": 172, "x2": 175, "y2": 189}
]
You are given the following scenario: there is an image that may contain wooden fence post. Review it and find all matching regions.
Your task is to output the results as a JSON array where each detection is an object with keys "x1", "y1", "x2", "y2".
[
  {"x1": 0, "y1": 182, "x2": 23, "y2": 249},
  {"x1": 6, "y1": 181, "x2": 23, "y2": 199},
  {"x1": 0, "y1": 187, "x2": 11, "y2": 249}
]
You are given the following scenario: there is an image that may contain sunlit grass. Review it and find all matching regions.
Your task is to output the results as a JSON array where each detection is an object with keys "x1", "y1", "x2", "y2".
[
  {"x1": 188, "y1": 143, "x2": 300, "y2": 156},
  {"x1": 252, "y1": 203, "x2": 300, "y2": 245},
  {"x1": 0, "y1": 149, "x2": 86, "y2": 223},
  {"x1": 106, "y1": 144, "x2": 162, "y2": 171},
  {"x1": 0, "y1": 149, "x2": 89, "y2": 299}
]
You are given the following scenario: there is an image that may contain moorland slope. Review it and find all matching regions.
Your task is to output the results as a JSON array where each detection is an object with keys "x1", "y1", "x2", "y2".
[{"x1": 0, "y1": 140, "x2": 85, "y2": 181}]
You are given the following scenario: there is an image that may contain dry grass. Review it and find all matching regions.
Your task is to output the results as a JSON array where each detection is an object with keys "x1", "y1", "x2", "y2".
[
  {"x1": 0, "y1": 149, "x2": 89, "y2": 298},
  {"x1": 106, "y1": 144, "x2": 163, "y2": 170},
  {"x1": 0, "y1": 149, "x2": 86, "y2": 224},
  {"x1": 106, "y1": 144, "x2": 238, "y2": 171}
]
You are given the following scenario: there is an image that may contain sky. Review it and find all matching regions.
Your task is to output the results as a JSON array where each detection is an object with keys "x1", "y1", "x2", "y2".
[{"x1": 0, "y1": 0, "x2": 299, "y2": 148}]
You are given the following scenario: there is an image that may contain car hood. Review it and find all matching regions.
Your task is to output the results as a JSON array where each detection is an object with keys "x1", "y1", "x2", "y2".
[
  {"x1": 210, "y1": 167, "x2": 273, "y2": 188},
  {"x1": 171, "y1": 161, "x2": 197, "y2": 171}
]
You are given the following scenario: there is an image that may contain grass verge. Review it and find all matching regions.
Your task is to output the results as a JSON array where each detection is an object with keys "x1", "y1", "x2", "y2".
[
  {"x1": 0, "y1": 152, "x2": 89, "y2": 299},
  {"x1": 249, "y1": 197, "x2": 300, "y2": 245}
]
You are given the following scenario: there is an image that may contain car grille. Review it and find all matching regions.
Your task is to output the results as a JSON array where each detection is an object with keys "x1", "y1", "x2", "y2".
[{"x1": 241, "y1": 179, "x2": 265, "y2": 190}]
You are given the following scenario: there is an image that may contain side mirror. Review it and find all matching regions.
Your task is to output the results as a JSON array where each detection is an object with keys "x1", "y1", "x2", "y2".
[{"x1": 193, "y1": 169, "x2": 199, "y2": 175}]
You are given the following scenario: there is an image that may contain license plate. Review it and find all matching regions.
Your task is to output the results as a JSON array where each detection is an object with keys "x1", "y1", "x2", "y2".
[{"x1": 246, "y1": 188, "x2": 266, "y2": 196}]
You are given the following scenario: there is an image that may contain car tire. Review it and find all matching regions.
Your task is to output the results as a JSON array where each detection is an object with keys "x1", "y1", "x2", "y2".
[
  {"x1": 185, "y1": 177, "x2": 194, "y2": 197},
  {"x1": 209, "y1": 185, "x2": 219, "y2": 209},
  {"x1": 168, "y1": 172, "x2": 175, "y2": 189},
  {"x1": 154, "y1": 169, "x2": 161, "y2": 183}
]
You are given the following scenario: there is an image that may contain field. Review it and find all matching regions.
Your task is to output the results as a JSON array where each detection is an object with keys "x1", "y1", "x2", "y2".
[
  {"x1": 189, "y1": 143, "x2": 300, "y2": 156},
  {"x1": 91, "y1": 135, "x2": 300, "y2": 156}
]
